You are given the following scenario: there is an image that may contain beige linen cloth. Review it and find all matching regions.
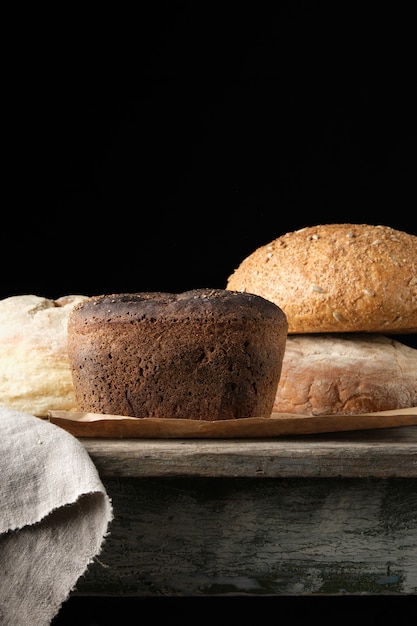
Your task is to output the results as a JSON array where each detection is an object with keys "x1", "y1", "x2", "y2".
[{"x1": 0, "y1": 405, "x2": 113, "y2": 626}]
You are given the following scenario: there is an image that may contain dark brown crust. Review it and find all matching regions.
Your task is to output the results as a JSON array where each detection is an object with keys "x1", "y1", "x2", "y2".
[
  {"x1": 69, "y1": 289, "x2": 285, "y2": 324},
  {"x1": 68, "y1": 289, "x2": 288, "y2": 420}
]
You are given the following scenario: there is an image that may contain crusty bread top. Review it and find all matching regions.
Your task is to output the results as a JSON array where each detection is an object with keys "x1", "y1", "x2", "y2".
[
  {"x1": 273, "y1": 333, "x2": 417, "y2": 416},
  {"x1": 226, "y1": 224, "x2": 417, "y2": 334},
  {"x1": 68, "y1": 289, "x2": 287, "y2": 325}
]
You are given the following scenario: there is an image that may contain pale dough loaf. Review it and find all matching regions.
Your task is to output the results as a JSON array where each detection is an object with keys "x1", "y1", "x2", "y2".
[
  {"x1": 0, "y1": 294, "x2": 88, "y2": 417},
  {"x1": 226, "y1": 224, "x2": 417, "y2": 334},
  {"x1": 273, "y1": 333, "x2": 417, "y2": 415}
]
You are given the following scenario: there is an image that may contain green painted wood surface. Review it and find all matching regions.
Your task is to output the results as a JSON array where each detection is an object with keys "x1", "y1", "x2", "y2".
[{"x1": 76, "y1": 476, "x2": 417, "y2": 597}]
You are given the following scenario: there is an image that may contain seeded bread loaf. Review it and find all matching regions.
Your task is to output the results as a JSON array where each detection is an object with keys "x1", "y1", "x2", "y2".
[
  {"x1": 273, "y1": 333, "x2": 417, "y2": 415},
  {"x1": 0, "y1": 294, "x2": 88, "y2": 416},
  {"x1": 226, "y1": 224, "x2": 417, "y2": 334},
  {"x1": 67, "y1": 289, "x2": 288, "y2": 420}
]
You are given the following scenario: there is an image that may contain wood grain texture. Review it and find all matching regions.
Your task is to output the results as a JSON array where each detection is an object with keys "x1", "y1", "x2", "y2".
[
  {"x1": 81, "y1": 427, "x2": 417, "y2": 478},
  {"x1": 75, "y1": 477, "x2": 417, "y2": 597},
  {"x1": 74, "y1": 427, "x2": 417, "y2": 597}
]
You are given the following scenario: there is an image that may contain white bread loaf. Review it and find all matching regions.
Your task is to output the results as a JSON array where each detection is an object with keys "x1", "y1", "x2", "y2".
[
  {"x1": 274, "y1": 333, "x2": 417, "y2": 415},
  {"x1": 0, "y1": 294, "x2": 88, "y2": 417},
  {"x1": 227, "y1": 224, "x2": 417, "y2": 334}
]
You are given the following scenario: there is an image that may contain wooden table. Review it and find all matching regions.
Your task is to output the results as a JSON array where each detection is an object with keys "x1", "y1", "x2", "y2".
[{"x1": 75, "y1": 426, "x2": 417, "y2": 597}]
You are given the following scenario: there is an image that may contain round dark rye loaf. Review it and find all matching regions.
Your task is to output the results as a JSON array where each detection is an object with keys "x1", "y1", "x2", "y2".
[
  {"x1": 227, "y1": 224, "x2": 417, "y2": 334},
  {"x1": 67, "y1": 289, "x2": 288, "y2": 420}
]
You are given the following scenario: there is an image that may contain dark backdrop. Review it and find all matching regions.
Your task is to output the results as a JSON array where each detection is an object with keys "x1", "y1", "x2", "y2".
[
  {"x1": 5, "y1": 5, "x2": 417, "y2": 622},
  {"x1": 5, "y1": 3, "x2": 416, "y2": 297}
]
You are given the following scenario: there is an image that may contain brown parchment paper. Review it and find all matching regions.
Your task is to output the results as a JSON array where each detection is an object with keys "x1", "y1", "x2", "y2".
[{"x1": 47, "y1": 408, "x2": 417, "y2": 438}]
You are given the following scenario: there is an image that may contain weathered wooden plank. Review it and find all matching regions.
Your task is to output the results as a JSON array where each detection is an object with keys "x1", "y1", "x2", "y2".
[
  {"x1": 82, "y1": 427, "x2": 417, "y2": 478},
  {"x1": 75, "y1": 477, "x2": 417, "y2": 597}
]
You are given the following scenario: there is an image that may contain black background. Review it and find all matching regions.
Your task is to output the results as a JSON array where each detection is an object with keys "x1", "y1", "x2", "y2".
[
  {"x1": 6, "y1": 3, "x2": 417, "y2": 623},
  {"x1": 5, "y1": 2, "x2": 416, "y2": 300}
]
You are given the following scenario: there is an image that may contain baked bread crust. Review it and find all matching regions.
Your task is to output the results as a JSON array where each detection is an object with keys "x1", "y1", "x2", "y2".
[
  {"x1": 274, "y1": 333, "x2": 417, "y2": 415},
  {"x1": 0, "y1": 294, "x2": 88, "y2": 417},
  {"x1": 226, "y1": 224, "x2": 417, "y2": 334},
  {"x1": 67, "y1": 289, "x2": 288, "y2": 420}
]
